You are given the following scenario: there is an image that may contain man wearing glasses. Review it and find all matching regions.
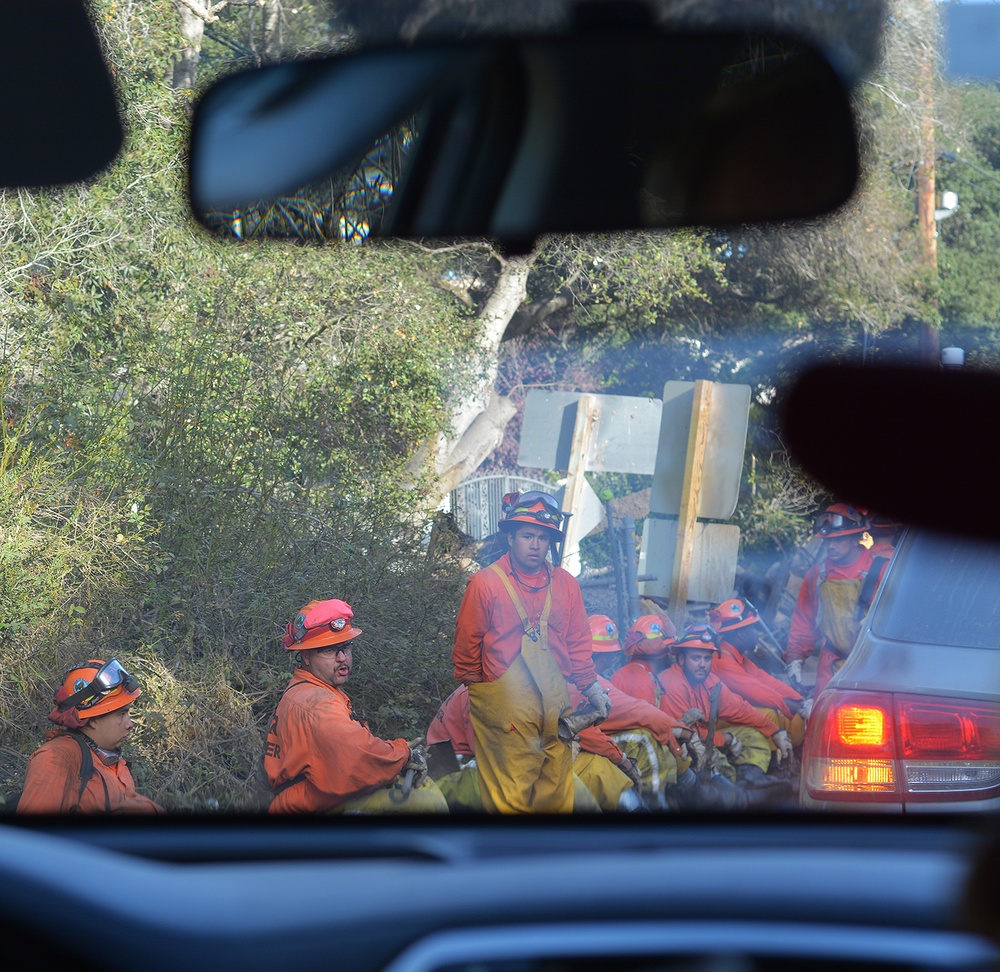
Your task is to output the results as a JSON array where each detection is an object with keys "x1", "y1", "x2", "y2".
[
  {"x1": 17, "y1": 658, "x2": 164, "y2": 814},
  {"x1": 264, "y1": 598, "x2": 447, "y2": 813},
  {"x1": 784, "y1": 503, "x2": 890, "y2": 697},
  {"x1": 453, "y1": 491, "x2": 613, "y2": 813}
]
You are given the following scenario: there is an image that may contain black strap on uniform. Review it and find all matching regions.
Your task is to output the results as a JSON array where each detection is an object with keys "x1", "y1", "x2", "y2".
[
  {"x1": 54, "y1": 730, "x2": 99, "y2": 812},
  {"x1": 855, "y1": 556, "x2": 888, "y2": 621}
]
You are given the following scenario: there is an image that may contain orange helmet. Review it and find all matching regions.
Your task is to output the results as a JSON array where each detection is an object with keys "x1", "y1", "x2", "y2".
[
  {"x1": 498, "y1": 491, "x2": 566, "y2": 538},
  {"x1": 673, "y1": 623, "x2": 722, "y2": 655},
  {"x1": 813, "y1": 503, "x2": 868, "y2": 539},
  {"x1": 56, "y1": 658, "x2": 141, "y2": 718},
  {"x1": 709, "y1": 598, "x2": 761, "y2": 634},
  {"x1": 282, "y1": 598, "x2": 363, "y2": 651},
  {"x1": 624, "y1": 613, "x2": 676, "y2": 659},
  {"x1": 588, "y1": 614, "x2": 621, "y2": 653}
]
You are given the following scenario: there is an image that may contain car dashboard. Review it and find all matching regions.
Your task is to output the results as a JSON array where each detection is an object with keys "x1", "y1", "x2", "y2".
[{"x1": 3, "y1": 817, "x2": 998, "y2": 972}]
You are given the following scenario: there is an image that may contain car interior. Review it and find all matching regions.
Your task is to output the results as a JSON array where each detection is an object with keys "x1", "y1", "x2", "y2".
[{"x1": 3, "y1": 2, "x2": 1000, "y2": 971}]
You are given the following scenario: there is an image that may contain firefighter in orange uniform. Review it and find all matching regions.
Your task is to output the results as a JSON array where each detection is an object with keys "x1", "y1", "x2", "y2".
[
  {"x1": 427, "y1": 683, "x2": 642, "y2": 812},
  {"x1": 659, "y1": 624, "x2": 793, "y2": 785},
  {"x1": 784, "y1": 504, "x2": 891, "y2": 698},
  {"x1": 610, "y1": 614, "x2": 677, "y2": 708},
  {"x1": 581, "y1": 615, "x2": 698, "y2": 806},
  {"x1": 18, "y1": 659, "x2": 164, "y2": 815},
  {"x1": 264, "y1": 598, "x2": 447, "y2": 814},
  {"x1": 453, "y1": 491, "x2": 612, "y2": 813},
  {"x1": 709, "y1": 598, "x2": 807, "y2": 747}
]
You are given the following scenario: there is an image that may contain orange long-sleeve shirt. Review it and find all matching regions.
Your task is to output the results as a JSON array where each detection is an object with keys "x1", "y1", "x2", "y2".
[
  {"x1": 715, "y1": 641, "x2": 802, "y2": 718},
  {"x1": 264, "y1": 669, "x2": 410, "y2": 814},
  {"x1": 610, "y1": 659, "x2": 666, "y2": 708},
  {"x1": 17, "y1": 732, "x2": 163, "y2": 815},
  {"x1": 453, "y1": 553, "x2": 597, "y2": 692},
  {"x1": 658, "y1": 666, "x2": 779, "y2": 745},
  {"x1": 569, "y1": 675, "x2": 684, "y2": 755},
  {"x1": 427, "y1": 683, "x2": 624, "y2": 763}
]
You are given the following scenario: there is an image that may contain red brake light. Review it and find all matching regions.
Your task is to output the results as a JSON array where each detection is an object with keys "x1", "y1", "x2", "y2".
[{"x1": 804, "y1": 690, "x2": 1000, "y2": 804}]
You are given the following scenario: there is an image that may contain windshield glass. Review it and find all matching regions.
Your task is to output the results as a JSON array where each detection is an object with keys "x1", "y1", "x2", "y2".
[
  {"x1": 4, "y1": 0, "x2": 1000, "y2": 818},
  {"x1": 871, "y1": 532, "x2": 1000, "y2": 649}
]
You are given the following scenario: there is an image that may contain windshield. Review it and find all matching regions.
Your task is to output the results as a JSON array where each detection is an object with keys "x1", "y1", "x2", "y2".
[{"x1": 4, "y1": 0, "x2": 1000, "y2": 818}]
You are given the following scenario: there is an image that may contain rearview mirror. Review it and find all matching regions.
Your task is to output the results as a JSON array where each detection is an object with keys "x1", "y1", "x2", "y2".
[{"x1": 189, "y1": 28, "x2": 859, "y2": 245}]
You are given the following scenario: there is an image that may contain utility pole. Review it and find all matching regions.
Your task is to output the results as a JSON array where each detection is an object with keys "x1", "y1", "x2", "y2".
[{"x1": 914, "y1": 0, "x2": 941, "y2": 365}]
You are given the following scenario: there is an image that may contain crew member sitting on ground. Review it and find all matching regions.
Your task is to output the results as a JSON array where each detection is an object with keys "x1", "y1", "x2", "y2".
[
  {"x1": 18, "y1": 658, "x2": 164, "y2": 814},
  {"x1": 610, "y1": 614, "x2": 677, "y2": 708},
  {"x1": 580, "y1": 615, "x2": 698, "y2": 807},
  {"x1": 264, "y1": 598, "x2": 447, "y2": 814},
  {"x1": 659, "y1": 624, "x2": 793, "y2": 786},
  {"x1": 709, "y1": 598, "x2": 807, "y2": 748}
]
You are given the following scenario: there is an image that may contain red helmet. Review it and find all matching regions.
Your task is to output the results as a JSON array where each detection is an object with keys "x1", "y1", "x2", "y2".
[
  {"x1": 813, "y1": 503, "x2": 868, "y2": 539},
  {"x1": 588, "y1": 614, "x2": 621, "y2": 653},
  {"x1": 282, "y1": 598, "x2": 363, "y2": 651},
  {"x1": 709, "y1": 598, "x2": 761, "y2": 634},
  {"x1": 498, "y1": 491, "x2": 566, "y2": 539},
  {"x1": 56, "y1": 658, "x2": 141, "y2": 718},
  {"x1": 624, "y1": 613, "x2": 676, "y2": 659},
  {"x1": 673, "y1": 623, "x2": 722, "y2": 655}
]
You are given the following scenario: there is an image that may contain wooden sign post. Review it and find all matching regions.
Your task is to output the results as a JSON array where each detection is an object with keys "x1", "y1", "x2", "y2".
[
  {"x1": 669, "y1": 380, "x2": 713, "y2": 626},
  {"x1": 561, "y1": 394, "x2": 601, "y2": 575}
]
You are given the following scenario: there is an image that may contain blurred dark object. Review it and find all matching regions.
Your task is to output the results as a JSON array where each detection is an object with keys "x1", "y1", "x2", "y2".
[{"x1": 0, "y1": 0, "x2": 123, "y2": 188}]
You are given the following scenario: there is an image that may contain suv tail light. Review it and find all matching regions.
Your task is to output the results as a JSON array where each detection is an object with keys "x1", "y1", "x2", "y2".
[{"x1": 803, "y1": 689, "x2": 1000, "y2": 803}]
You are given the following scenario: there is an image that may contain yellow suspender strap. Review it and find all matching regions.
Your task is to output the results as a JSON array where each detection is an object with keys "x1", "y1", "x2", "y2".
[{"x1": 489, "y1": 561, "x2": 553, "y2": 647}]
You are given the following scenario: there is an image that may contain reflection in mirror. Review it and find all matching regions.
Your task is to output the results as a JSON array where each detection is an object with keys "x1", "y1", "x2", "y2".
[{"x1": 189, "y1": 30, "x2": 859, "y2": 244}]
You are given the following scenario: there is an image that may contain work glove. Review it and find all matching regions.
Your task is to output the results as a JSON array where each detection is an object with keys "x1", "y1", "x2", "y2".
[
  {"x1": 800, "y1": 697, "x2": 814, "y2": 726},
  {"x1": 772, "y1": 729, "x2": 793, "y2": 764},
  {"x1": 617, "y1": 755, "x2": 644, "y2": 794},
  {"x1": 724, "y1": 732, "x2": 743, "y2": 760},
  {"x1": 582, "y1": 681, "x2": 612, "y2": 720},
  {"x1": 680, "y1": 708, "x2": 705, "y2": 728},
  {"x1": 684, "y1": 733, "x2": 707, "y2": 771},
  {"x1": 786, "y1": 659, "x2": 804, "y2": 686},
  {"x1": 402, "y1": 744, "x2": 429, "y2": 789}
]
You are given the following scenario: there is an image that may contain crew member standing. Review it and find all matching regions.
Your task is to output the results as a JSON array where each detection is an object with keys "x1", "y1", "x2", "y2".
[
  {"x1": 265, "y1": 598, "x2": 447, "y2": 814},
  {"x1": 453, "y1": 491, "x2": 612, "y2": 813},
  {"x1": 18, "y1": 658, "x2": 164, "y2": 814},
  {"x1": 784, "y1": 504, "x2": 890, "y2": 697}
]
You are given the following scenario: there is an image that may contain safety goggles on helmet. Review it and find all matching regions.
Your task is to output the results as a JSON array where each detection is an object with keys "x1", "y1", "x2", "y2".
[
  {"x1": 57, "y1": 658, "x2": 139, "y2": 712},
  {"x1": 814, "y1": 506, "x2": 866, "y2": 537},
  {"x1": 503, "y1": 490, "x2": 564, "y2": 526},
  {"x1": 674, "y1": 624, "x2": 721, "y2": 652}
]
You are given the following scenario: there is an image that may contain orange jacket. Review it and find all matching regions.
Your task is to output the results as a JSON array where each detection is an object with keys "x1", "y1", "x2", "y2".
[
  {"x1": 264, "y1": 669, "x2": 410, "y2": 813},
  {"x1": 453, "y1": 553, "x2": 597, "y2": 691},
  {"x1": 610, "y1": 659, "x2": 666, "y2": 708},
  {"x1": 17, "y1": 732, "x2": 163, "y2": 815},
  {"x1": 658, "y1": 666, "x2": 779, "y2": 746},
  {"x1": 426, "y1": 683, "x2": 624, "y2": 764},
  {"x1": 569, "y1": 675, "x2": 685, "y2": 755},
  {"x1": 715, "y1": 641, "x2": 802, "y2": 718}
]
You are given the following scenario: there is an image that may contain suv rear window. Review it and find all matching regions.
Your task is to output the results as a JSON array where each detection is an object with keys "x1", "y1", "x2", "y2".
[{"x1": 871, "y1": 531, "x2": 1000, "y2": 648}]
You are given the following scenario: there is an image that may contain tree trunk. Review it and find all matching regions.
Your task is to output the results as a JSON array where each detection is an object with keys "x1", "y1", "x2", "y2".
[
  {"x1": 170, "y1": 3, "x2": 205, "y2": 90},
  {"x1": 406, "y1": 252, "x2": 535, "y2": 503}
]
